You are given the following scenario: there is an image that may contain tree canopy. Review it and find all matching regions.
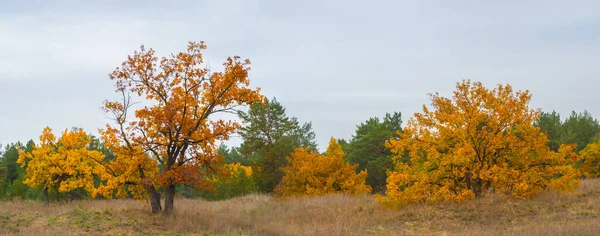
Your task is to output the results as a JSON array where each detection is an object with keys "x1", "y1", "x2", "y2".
[
  {"x1": 17, "y1": 127, "x2": 106, "y2": 205},
  {"x1": 378, "y1": 80, "x2": 581, "y2": 207},
  {"x1": 277, "y1": 138, "x2": 371, "y2": 197},
  {"x1": 94, "y1": 41, "x2": 263, "y2": 215}
]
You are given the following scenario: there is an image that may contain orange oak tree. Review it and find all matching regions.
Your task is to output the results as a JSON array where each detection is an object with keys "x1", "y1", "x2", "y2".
[
  {"x1": 276, "y1": 138, "x2": 371, "y2": 197},
  {"x1": 94, "y1": 41, "x2": 263, "y2": 215},
  {"x1": 17, "y1": 127, "x2": 106, "y2": 205},
  {"x1": 378, "y1": 80, "x2": 581, "y2": 208}
]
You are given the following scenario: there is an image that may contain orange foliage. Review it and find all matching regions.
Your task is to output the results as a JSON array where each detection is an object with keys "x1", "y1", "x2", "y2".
[
  {"x1": 17, "y1": 127, "x2": 106, "y2": 197},
  {"x1": 95, "y1": 41, "x2": 263, "y2": 214},
  {"x1": 378, "y1": 80, "x2": 581, "y2": 208},
  {"x1": 277, "y1": 138, "x2": 371, "y2": 197}
]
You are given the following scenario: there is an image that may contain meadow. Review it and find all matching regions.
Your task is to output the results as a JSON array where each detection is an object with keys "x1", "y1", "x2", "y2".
[{"x1": 1, "y1": 179, "x2": 599, "y2": 236}]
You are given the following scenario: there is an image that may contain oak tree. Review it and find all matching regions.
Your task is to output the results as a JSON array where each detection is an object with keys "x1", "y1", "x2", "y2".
[
  {"x1": 95, "y1": 41, "x2": 263, "y2": 215},
  {"x1": 17, "y1": 127, "x2": 106, "y2": 205},
  {"x1": 379, "y1": 80, "x2": 581, "y2": 207},
  {"x1": 277, "y1": 138, "x2": 371, "y2": 197},
  {"x1": 580, "y1": 139, "x2": 600, "y2": 177}
]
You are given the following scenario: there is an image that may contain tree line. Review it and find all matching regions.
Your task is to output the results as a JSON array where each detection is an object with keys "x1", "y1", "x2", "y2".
[{"x1": 1, "y1": 42, "x2": 599, "y2": 215}]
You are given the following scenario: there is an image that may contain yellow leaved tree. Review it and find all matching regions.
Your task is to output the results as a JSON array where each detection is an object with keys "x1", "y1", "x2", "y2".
[
  {"x1": 17, "y1": 127, "x2": 106, "y2": 205},
  {"x1": 378, "y1": 80, "x2": 581, "y2": 208},
  {"x1": 200, "y1": 163, "x2": 257, "y2": 200},
  {"x1": 580, "y1": 139, "x2": 600, "y2": 177},
  {"x1": 94, "y1": 41, "x2": 263, "y2": 215},
  {"x1": 276, "y1": 138, "x2": 371, "y2": 197}
]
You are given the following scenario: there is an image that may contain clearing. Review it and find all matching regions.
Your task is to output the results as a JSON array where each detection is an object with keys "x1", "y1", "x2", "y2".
[{"x1": 1, "y1": 179, "x2": 599, "y2": 235}]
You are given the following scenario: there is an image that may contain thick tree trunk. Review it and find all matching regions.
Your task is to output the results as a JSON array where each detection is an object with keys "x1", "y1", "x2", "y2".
[
  {"x1": 148, "y1": 186, "x2": 162, "y2": 214},
  {"x1": 43, "y1": 187, "x2": 49, "y2": 206},
  {"x1": 164, "y1": 184, "x2": 176, "y2": 216}
]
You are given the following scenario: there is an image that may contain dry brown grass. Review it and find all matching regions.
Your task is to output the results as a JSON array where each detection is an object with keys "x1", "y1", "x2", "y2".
[{"x1": 1, "y1": 179, "x2": 600, "y2": 236}]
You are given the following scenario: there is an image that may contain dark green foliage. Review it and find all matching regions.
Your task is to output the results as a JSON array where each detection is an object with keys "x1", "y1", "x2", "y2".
[
  {"x1": 2, "y1": 143, "x2": 25, "y2": 187},
  {"x1": 562, "y1": 111, "x2": 600, "y2": 152},
  {"x1": 343, "y1": 112, "x2": 403, "y2": 193},
  {"x1": 6, "y1": 168, "x2": 43, "y2": 200},
  {"x1": 0, "y1": 166, "x2": 6, "y2": 197},
  {"x1": 364, "y1": 156, "x2": 394, "y2": 191},
  {"x1": 534, "y1": 111, "x2": 563, "y2": 151},
  {"x1": 0, "y1": 141, "x2": 40, "y2": 199},
  {"x1": 535, "y1": 110, "x2": 600, "y2": 152},
  {"x1": 238, "y1": 97, "x2": 317, "y2": 192},
  {"x1": 218, "y1": 143, "x2": 248, "y2": 165}
]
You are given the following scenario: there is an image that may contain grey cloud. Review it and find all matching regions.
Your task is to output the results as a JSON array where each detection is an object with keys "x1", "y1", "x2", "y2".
[{"x1": 1, "y1": 0, "x2": 599, "y2": 150}]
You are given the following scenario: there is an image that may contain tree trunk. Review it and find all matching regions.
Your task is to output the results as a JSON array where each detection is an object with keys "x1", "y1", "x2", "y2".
[
  {"x1": 164, "y1": 184, "x2": 176, "y2": 216},
  {"x1": 465, "y1": 171, "x2": 472, "y2": 191},
  {"x1": 148, "y1": 186, "x2": 162, "y2": 214},
  {"x1": 43, "y1": 187, "x2": 49, "y2": 206},
  {"x1": 473, "y1": 177, "x2": 483, "y2": 197}
]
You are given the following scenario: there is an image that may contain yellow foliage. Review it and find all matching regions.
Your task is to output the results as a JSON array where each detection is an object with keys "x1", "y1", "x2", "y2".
[
  {"x1": 91, "y1": 130, "x2": 159, "y2": 200},
  {"x1": 227, "y1": 163, "x2": 253, "y2": 178},
  {"x1": 277, "y1": 138, "x2": 371, "y2": 198},
  {"x1": 378, "y1": 80, "x2": 581, "y2": 208},
  {"x1": 580, "y1": 139, "x2": 600, "y2": 177},
  {"x1": 17, "y1": 127, "x2": 106, "y2": 195},
  {"x1": 208, "y1": 163, "x2": 253, "y2": 183}
]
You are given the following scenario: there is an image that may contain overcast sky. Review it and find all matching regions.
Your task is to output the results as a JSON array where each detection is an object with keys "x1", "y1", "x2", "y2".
[{"x1": 1, "y1": 0, "x2": 599, "y2": 151}]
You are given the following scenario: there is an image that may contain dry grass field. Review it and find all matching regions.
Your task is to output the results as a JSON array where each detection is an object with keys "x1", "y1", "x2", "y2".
[{"x1": 1, "y1": 179, "x2": 600, "y2": 236}]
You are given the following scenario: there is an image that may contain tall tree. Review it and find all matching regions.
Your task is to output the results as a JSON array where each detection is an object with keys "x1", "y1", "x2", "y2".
[
  {"x1": 238, "y1": 97, "x2": 316, "y2": 192},
  {"x1": 95, "y1": 41, "x2": 263, "y2": 215},
  {"x1": 379, "y1": 80, "x2": 581, "y2": 208},
  {"x1": 344, "y1": 112, "x2": 403, "y2": 193}
]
